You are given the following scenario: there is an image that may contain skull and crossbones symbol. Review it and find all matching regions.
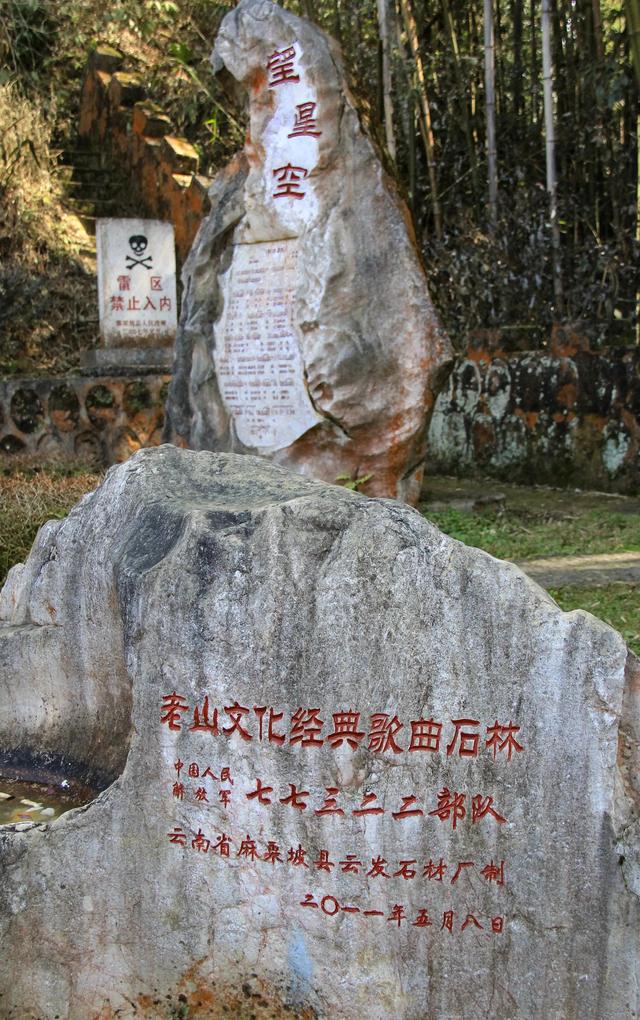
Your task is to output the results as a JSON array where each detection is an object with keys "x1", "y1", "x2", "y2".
[{"x1": 125, "y1": 235, "x2": 153, "y2": 270}]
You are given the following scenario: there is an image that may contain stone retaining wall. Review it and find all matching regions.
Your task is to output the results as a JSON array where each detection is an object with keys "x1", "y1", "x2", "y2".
[
  {"x1": 427, "y1": 328, "x2": 640, "y2": 493},
  {"x1": 3, "y1": 331, "x2": 638, "y2": 490},
  {"x1": 0, "y1": 375, "x2": 170, "y2": 467},
  {"x1": 78, "y1": 47, "x2": 212, "y2": 260}
]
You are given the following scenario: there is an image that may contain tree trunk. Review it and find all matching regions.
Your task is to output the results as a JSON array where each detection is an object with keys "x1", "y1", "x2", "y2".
[
  {"x1": 441, "y1": 0, "x2": 479, "y2": 195},
  {"x1": 408, "y1": 90, "x2": 417, "y2": 214},
  {"x1": 484, "y1": 0, "x2": 499, "y2": 231},
  {"x1": 399, "y1": 0, "x2": 443, "y2": 238},
  {"x1": 592, "y1": 0, "x2": 605, "y2": 63},
  {"x1": 531, "y1": 0, "x2": 539, "y2": 130},
  {"x1": 377, "y1": 0, "x2": 397, "y2": 161},
  {"x1": 541, "y1": 0, "x2": 564, "y2": 315},
  {"x1": 625, "y1": 0, "x2": 640, "y2": 340},
  {"x1": 512, "y1": 0, "x2": 524, "y2": 117}
]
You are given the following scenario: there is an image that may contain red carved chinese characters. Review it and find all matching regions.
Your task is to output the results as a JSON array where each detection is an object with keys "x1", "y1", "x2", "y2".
[
  {"x1": 254, "y1": 706, "x2": 285, "y2": 745},
  {"x1": 315, "y1": 787, "x2": 344, "y2": 816},
  {"x1": 481, "y1": 859, "x2": 506, "y2": 884},
  {"x1": 272, "y1": 163, "x2": 308, "y2": 200},
  {"x1": 486, "y1": 721, "x2": 524, "y2": 761},
  {"x1": 246, "y1": 778, "x2": 274, "y2": 805},
  {"x1": 368, "y1": 713, "x2": 404, "y2": 753},
  {"x1": 353, "y1": 791, "x2": 384, "y2": 816},
  {"x1": 408, "y1": 718, "x2": 442, "y2": 752},
  {"x1": 446, "y1": 718, "x2": 480, "y2": 757},
  {"x1": 167, "y1": 822, "x2": 510, "y2": 938},
  {"x1": 160, "y1": 692, "x2": 189, "y2": 730},
  {"x1": 223, "y1": 701, "x2": 252, "y2": 741},
  {"x1": 157, "y1": 694, "x2": 525, "y2": 761},
  {"x1": 471, "y1": 794, "x2": 507, "y2": 825},
  {"x1": 314, "y1": 849, "x2": 335, "y2": 872},
  {"x1": 267, "y1": 46, "x2": 300, "y2": 86},
  {"x1": 288, "y1": 844, "x2": 309, "y2": 868},
  {"x1": 190, "y1": 695, "x2": 218, "y2": 734},
  {"x1": 290, "y1": 708, "x2": 324, "y2": 747},
  {"x1": 392, "y1": 795, "x2": 424, "y2": 821},
  {"x1": 429, "y1": 788, "x2": 467, "y2": 829},
  {"x1": 237, "y1": 835, "x2": 259, "y2": 861},
  {"x1": 327, "y1": 711, "x2": 365, "y2": 750},
  {"x1": 288, "y1": 101, "x2": 321, "y2": 138},
  {"x1": 212, "y1": 832, "x2": 230, "y2": 856},
  {"x1": 264, "y1": 841, "x2": 283, "y2": 865},
  {"x1": 280, "y1": 783, "x2": 309, "y2": 811}
]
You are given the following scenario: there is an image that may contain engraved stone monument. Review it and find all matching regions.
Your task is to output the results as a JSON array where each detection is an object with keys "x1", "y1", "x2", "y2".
[
  {"x1": 1, "y1": 446, "x2": 638, "y2": 1018},
  {"x1": 166, "y1": 0, "x2": 452, "y2": 503},
  {"x1": 86, "y1": 217, "x2": 178, "y2": 374}
]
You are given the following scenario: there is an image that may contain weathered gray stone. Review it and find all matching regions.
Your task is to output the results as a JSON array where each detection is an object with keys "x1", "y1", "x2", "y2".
[
  {"x1": 80, "y1": 346, "x2": 174, "y2": 375},
  {"x1": 0, "y1": 445, "x2": 639, "y2": 1019},
  {"x1": 165, "y1": 0, "x2": 452, "y2": 505}
]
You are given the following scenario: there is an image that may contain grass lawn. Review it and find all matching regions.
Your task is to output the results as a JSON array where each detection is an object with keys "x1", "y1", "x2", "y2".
[
  {"x1": 420, "y1": 476, "x2": 640, "y2": 655},
  {"x1": 0, "y1": 466, "x2": 102, "y2": 584},
  {"x1": 549, "y1": 584, "x2": 640, "y2": 656},
  {"x1": 422, "y1": 506, "x2": 640, "y2": 562}
]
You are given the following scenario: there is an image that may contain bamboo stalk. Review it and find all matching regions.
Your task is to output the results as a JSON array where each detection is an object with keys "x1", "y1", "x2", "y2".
[
  {"x1": 624, "y1": 0, "x2": 640, "y2": 340},
  {"x1": 484, "y1": 0, "x2": 499, "y2": 231},
  {"x1": 441, "y1": 0, "x2": 478, "y2": 196},
  {"x1": 541, "y1": 0, "x2": 564, "y2": 315},
  {"x1": 398, "y1": 0, "x2": 443, "y2": 238},
  {"x1": 377, "y1": 0, "x2": 397, "y2": 162}
]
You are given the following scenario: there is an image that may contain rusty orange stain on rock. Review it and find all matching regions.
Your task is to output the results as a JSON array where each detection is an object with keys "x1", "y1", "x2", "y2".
[
  {"x1": 514, "y1": 408, "x2": 539, "y2": 430},
  {"x1": 248, "y1": 66, "x2": 267, "y2": 94},
  {"x1": 555, "y1": 382, "x2": 578, "y2": 409}
]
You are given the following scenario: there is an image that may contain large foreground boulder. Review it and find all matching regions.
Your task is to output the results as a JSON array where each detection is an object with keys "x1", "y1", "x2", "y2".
[{"x1": 0, "y1": 445, "x2": 638, "y2": 1019}]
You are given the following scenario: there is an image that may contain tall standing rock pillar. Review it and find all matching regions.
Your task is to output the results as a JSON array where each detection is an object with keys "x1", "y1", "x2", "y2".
[{"x1": 165, "y1": 0, "x2": 452, "y2": 503}]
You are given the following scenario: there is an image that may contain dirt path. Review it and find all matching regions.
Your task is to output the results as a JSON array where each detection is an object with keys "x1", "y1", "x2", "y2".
[{"x1": 515, "y1": 551, "x2": 640, "y2": 587}]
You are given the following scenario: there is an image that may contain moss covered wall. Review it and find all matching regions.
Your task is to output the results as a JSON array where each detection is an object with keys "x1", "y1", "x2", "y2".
[{"x1": 427, "y1": 328, "x2": 640, "y2": 493}]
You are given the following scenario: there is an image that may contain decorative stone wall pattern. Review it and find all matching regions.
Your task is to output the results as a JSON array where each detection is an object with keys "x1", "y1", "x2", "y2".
[
  {"x1": 78, "y1": 48, "x2": 212, "y2": 261},
  {"x1": 0, "y1": 375, "x2": 169, "y2": 466},
  {"x1": 427, "y1": 330, "x2": 640, "y2": 494},
  {"x1": 0, "y1": 447, "x2": 638, "y2": 1018}
]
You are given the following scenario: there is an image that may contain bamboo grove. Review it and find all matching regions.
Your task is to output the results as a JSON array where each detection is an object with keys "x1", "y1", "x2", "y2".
[{"x1": 295, "y1": 0, "x2": 639, "y2": 348}]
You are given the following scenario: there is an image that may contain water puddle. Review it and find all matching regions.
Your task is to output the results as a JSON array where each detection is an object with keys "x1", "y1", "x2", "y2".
[{"x1": 0, "y1": 769, "x2": 96, "y2": 825}]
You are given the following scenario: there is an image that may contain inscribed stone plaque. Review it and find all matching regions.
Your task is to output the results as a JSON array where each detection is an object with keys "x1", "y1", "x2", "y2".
[
  {"x1": 96, "y1": 218, "x2": 177, "y2": 347},
  {"x1": 214, "y1": 239, "x2": 320, "y2": 450}
]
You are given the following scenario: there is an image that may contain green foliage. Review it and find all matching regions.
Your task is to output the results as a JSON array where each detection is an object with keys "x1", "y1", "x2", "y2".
[
  {"x1": 421, "y1": 485, "x2": 640, "y2": 648},
  {"x1": 0, "y1": 466, "x2": 102, "y2": 584},
  {"x1": 421, "y1": 505, "x2": 640, "y2": 561},
  {"x1": 550, "y1": 584, "x2": 640, "y2": 655},
  {"x1": 1, "y1": 0, "x2": 638, "y2": 348},
  {"x1": 0, "y1": 81, "x2": 59, "y2": 259},
  {"x1": 0, "y1": 0, "x2": 55, "y2": 83},
  {"x1": 335, "y1": 473, "x2": 373, "y2": 491}
]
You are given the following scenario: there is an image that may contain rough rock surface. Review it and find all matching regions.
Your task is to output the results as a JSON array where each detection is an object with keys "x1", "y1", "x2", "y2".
[
  {"x1": 1, "y1": 445, "x2": 639, "y2": 1020},
  {"x1": 165, "y1": 0, "x2": 452, "y2": 504}
]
